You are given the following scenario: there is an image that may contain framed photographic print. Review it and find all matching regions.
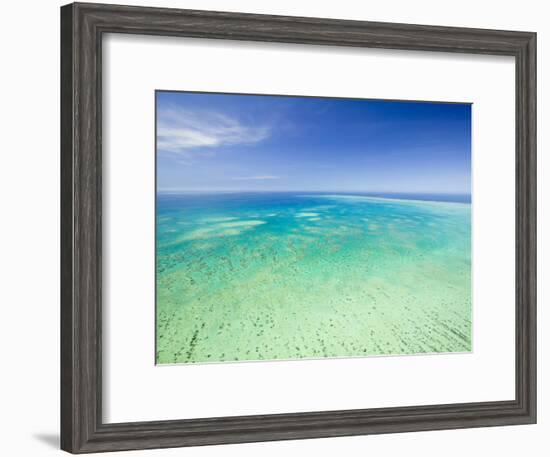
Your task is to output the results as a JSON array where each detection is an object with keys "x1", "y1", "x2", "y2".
[{"x1": 60, "y1": 2, "x2": 536, "y2": 453}]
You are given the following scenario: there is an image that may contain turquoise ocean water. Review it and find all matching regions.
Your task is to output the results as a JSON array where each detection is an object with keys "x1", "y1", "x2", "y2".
[{"x1": 156, "y1": 192, "x2": 471, "y2": 364}]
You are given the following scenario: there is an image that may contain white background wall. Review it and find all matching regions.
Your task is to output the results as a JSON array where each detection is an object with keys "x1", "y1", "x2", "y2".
[{"x1": 0, "y1": 0, "x2": 546, "y2": 455}]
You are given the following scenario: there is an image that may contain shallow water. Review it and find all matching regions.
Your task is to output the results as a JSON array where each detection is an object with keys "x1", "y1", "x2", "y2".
[{"x1": 156, "y1": 192, "x2": 471, "y2": 364}]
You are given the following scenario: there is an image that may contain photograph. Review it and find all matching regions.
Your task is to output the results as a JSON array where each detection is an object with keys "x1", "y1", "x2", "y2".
[{"x1": 155, "y1": 91, "x2": 472, "y2": 365}]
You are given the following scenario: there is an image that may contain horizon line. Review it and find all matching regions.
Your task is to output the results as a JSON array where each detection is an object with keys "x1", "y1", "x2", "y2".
[{"x1": 157, "y1": 189, "x2": 471, "y2": 195}]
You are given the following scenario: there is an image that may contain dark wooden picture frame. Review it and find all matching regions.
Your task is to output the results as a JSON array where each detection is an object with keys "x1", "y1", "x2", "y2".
[{"x1": 61, "y1": 2, "x2": 536, "y2": 453}]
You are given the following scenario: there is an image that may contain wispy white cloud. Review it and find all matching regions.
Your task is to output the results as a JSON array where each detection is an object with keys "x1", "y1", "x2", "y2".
[
  {"x1": 231, "y1": 175, "x2": 280, "y2": 181},
  {"x1": 157, "y1": 106, "x2": 270, "y2": 156}
]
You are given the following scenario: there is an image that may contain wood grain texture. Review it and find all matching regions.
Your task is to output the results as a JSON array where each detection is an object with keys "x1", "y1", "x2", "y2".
[{"x1": 60, "y1": 2, "x2": 537, "y2": 453}]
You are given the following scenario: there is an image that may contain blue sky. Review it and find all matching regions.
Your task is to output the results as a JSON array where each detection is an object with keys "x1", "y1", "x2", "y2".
[{"x1": 156, "y1": 91, "x2": 471, "y2": 194}]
